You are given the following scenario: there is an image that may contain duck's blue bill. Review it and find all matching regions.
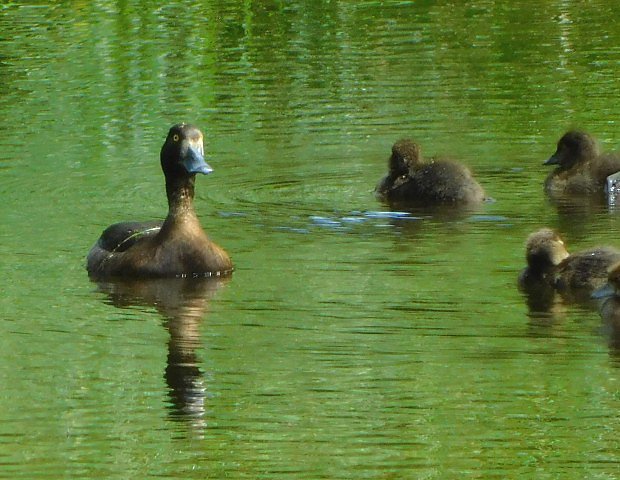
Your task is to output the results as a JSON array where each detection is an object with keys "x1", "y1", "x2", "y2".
[{"x1": 183, "y1": 144, "x2": 213, "y2": 175}]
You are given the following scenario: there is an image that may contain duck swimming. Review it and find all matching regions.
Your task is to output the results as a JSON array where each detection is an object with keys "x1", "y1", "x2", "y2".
[
  {"x1": 375, "y1": 139, "x2": 485, "y2": 205},
  {"x1": 544, "y1": 130, "x2": 620, "y2": 196},
  {"x1": 519, "y1": 228, "x2": 620, "y2": 295},
  {"x1": 86, "y1": 124, "x2": 233, "y2": 279}
]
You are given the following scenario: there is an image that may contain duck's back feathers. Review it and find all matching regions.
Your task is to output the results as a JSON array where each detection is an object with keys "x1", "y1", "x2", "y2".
[
  {"x1": 554, "y1": 247, "x2": 620, "y2": 292},
  {"x1": 597, "y1": 153, "x2": 620, "y2": 182},
  {"x1": 96, "y1": 221, "x2": 162, "y2": 253},
  {"x1": 87, "y1": 221, "x2": 162, "y2": 277},
  {"x1": 407, "y1": 160, "x2": 484, "y2": 203}
]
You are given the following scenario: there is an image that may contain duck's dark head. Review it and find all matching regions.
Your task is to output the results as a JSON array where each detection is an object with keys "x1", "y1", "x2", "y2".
[
  {"x1": 525, "y1": 228, "x2": 570, "y2": 272},
  {"x1": 544, "y1": 130, "x2": 599, "y2": 169},
  {"x1": 160, "y1": 124, "x2": 212, "y2": 179},
  {"x1": 389, "y1": 139, "x2": 422, "y2": 177}
]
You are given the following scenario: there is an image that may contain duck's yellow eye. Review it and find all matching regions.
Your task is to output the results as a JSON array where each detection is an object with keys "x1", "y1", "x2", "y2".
[{"x1": 172, "y1": 134, "x2": 180, "y2": 142}]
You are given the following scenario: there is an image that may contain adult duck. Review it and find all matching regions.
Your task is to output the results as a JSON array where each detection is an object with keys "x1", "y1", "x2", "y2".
[
  {"x1": 87, "y1": 124, "x2": 232, "y2": 278},
  {"x1": 375, "y1": 139, "x2": 485, "y2": 205}
]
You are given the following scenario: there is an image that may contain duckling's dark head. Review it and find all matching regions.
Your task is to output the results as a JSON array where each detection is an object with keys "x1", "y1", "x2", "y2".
[
  {"x1": 160, "y1": 124, "x2": 212, "y2": 179},
  {"x1": 525, "y1": 228, "x2": 570, "y2": 272},
  {"x1": 545, "y1": 130, "x2": 599, "y2": 168},
  {"x1": 389, "y1": 139, "x2": 422, "y2": 176}
]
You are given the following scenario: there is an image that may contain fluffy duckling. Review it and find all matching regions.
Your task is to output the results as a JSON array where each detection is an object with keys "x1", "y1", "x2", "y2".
[
  {"x1": 519, "y1": 228, "x2": 620, "y2": 294},
  {"x1": 544, "y1": 130, "x2": 620, "y2": 196},
  {"x1": 375, "y1": 139, "x2": 485, "y2": 205}
]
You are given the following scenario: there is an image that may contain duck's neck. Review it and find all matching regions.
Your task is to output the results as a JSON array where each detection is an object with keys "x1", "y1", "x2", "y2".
[{"x1": 164, "y1": 176, "x2": 199, "y2": 223}]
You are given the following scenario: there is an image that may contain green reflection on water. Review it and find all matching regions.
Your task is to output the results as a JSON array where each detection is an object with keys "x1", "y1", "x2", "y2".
[{"x1": 1, "y1": 1, "x2": 620, "y2": 478}]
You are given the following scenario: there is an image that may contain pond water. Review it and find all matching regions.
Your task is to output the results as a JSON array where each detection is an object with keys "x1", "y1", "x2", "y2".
[{"x1": 2, "y1": 1, "x2": 620, "y2": 478}]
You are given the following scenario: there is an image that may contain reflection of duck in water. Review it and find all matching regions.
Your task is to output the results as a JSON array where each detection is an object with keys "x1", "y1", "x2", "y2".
[
  {"x1": 544, "y1": 130, "x2": 620, "y2": 198},
  {"x1": 87, "y1": 124, "x2": 232, "y2": 279},
  {"x1": 95, "y1": 276, "x2": 229, "y2": 429},
  {"x1": 375, "y1": 139, "x2": 485, "y2": 206},
  {"x1": 592, "y1": 262, "x2": 620, "y2": 352},
  {"x1": 519, "y1": 228, "x2": 620, "y2": 304}
]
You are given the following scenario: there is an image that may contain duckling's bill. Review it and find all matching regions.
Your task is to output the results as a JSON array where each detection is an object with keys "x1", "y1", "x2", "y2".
[{"x1": 544, "y1": 154, "x2": 559, "y2": 166}]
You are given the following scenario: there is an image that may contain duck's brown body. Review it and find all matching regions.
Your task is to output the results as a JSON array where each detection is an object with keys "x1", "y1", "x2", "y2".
[{"x1": 87, "y1": 124, "x2": 232, "y2": 279}]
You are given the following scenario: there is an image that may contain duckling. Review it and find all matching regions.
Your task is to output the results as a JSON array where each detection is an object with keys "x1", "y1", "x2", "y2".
[
  {"x1": 518, "y1": 228, "x2": 570, "y2": 289},
  {"x1": 87, "y1": 124, "x2": 233, "y2": 278},
  {"x1": 519, "y1": 228, "x2": 620, "y2": 295},
  {"x1": 544, "y1": 130, "x2": 620, "y2": 196},
  {"x1": 375, "y1": 139, "x2": 485, "y2": 205}
]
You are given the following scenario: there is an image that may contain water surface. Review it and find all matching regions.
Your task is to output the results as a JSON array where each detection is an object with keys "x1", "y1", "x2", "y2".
[{"x1": 2, "y1": 1, "x2": 620, "y2": 478}]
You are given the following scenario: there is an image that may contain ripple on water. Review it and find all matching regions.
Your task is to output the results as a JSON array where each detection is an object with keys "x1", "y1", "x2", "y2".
[{"x1": 309, "y1": 211, "x2": 423, "y2": 231}]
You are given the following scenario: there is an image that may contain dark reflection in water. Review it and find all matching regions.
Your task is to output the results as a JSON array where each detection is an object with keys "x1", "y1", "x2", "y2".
[
  {"x1": 518, "y1": 276, "x2": 620, "y2": 364},
  {"x1": 94, "y1": 277, "x2": 230, "y2": 432},
  {"x1": 546, "y1": 195, "x2": 614, "y2": 239},
  {"x1": 519, "y1": 279, "x2": 561, "y2": 322},
  {"x1": 520, "y1": 280, "x2": 601, "y2": 319},
  {"x1": 597, "y1": 297, "x2": 620, "y2": 360}
]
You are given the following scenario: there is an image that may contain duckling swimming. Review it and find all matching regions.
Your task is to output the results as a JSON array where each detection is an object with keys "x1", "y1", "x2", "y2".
[
  {"x1": 87, "y1": 124, "x2": 233, "y2": 279},
  {"x1": 375, "y1": 139, "x2": 485, "y2": 205},
  {"x1": 544, "y1": 130, "x2": 620, "y2": 196},
  {"x1": 519, "y1": 228, "x2": 620, "y2": 296}
]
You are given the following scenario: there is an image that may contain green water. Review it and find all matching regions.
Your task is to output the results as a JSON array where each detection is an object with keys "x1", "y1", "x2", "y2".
[{"x1": 2, "y1": 1, "x2": 620, "y2": 478}]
